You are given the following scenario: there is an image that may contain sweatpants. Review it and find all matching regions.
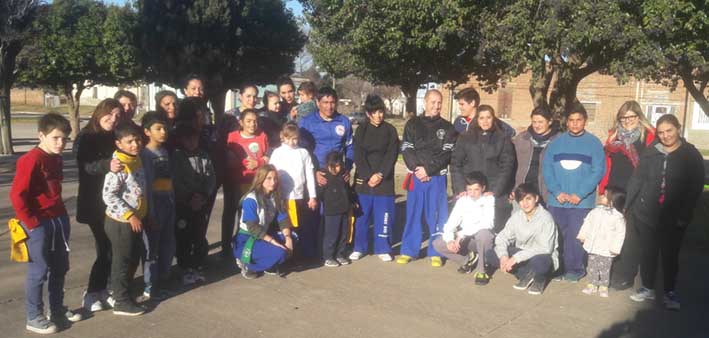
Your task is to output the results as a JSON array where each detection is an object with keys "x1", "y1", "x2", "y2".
[
  {"x1": 549, "y1": 206, "x2": 591, "y2": 276},
  {"x1": 142, "y1": 195, "x2": 176, "y2": 293},
  {"x1": 221, "y1": 183, "x2": 239, "y2": 255},
  {"x1": 289, "y1": 198, "x2": 318, "y2": 259},
  {"x1": 610, "y1": 213, "x2": 645, "y2": 287},
  {"x1": 488, "y1": 246, "x2": 552, "y2": 282},
  {"x1": 587, "y1": 254, "x2": 613, "y2": 287},
  {"x1": 352, "y1": 194, "x2": 395, "y2": 255},
  {"x1": 432, "y1": 229, "x2": 494, "y2": 274},
  {"x1": 105, "y1": 217, "x2": 143, "y2": 304},
  {"x1": 86, "y1": 219, "x2": 112, "y2": 293},
  {"x1": 400, "y1": 175, "x2": 448, "y2": 258},
  {"x1": 639, "y1": 214, "x2": 686, "y2": 292},
  {"x1": 323, "y1": 213, "x2": 349, "y2": 260},
  {"x1": 175, "y1": 206, "x2": 209, "y2": 270},
  {"x1": 233, "y1": 233, "x2": 287, "y2": 272},
  {"x1": 24, "y1": 216, "x2": 70, "y2": 320}
]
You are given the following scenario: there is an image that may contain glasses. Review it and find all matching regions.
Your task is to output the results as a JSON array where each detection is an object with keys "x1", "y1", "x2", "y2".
[{"x1": 619, "y1": 115, "x2": 638, "y2": 122}]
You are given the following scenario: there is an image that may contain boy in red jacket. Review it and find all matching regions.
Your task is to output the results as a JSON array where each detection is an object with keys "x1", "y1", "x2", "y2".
[{"x1": 10, "y1": 113, "x2": 82, "y2": 334}]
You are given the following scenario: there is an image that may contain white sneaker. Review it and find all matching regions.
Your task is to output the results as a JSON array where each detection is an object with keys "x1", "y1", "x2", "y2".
[
  {"x1": 82, "y1": 291, "x2": 104, "y2": 312},
  {"x1": 377, "y1": 253, "x2": 393, "y2": 262},
  {"x1": 630, "y1": 287, "x2": 656, "y2": 302},
  {"x1": 349, "y1": 251, "x2": 364, "y2": 261},
  {"x1": 105, "y1": 295, "x2": 115, "y2": 308},
  {"x1": 96, "y1": 289, "x2": 114, "y2": 309}
]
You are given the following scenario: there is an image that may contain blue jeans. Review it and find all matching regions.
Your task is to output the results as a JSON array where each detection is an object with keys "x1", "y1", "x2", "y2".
[
  {"x1": 24, "y1": 215, "x2": 71, "y2": 320},
  {"x1": 143, "y1": 195, "x2": 176, "y2": 293},
  {"x1": 549, "y1": 206, "x2": 591, "y2": 276},
  {"x1": 488, "y1": 246, "x2": 552, "y2": 281}
]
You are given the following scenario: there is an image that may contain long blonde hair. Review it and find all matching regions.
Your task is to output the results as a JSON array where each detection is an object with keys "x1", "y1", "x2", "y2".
[
  {"x1": 609, "y1": 100, "x2": 654, "y2": 140},
  {"x1": 241, "y1": 165, "x2": 285, "y2": 213}
]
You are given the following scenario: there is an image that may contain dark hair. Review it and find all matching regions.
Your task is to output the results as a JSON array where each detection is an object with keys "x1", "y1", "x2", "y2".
[
  {"x1": 364, "y1": 94, "x2": 386, "y2": 114},
  {"x1": 87, "y1": 98, "x2": 122, "y2": 133},
  {"x1": 464, "y1": 171, "x2": 487, "y2": 188},
  {"x1": 141, "y1": 111, "x2": 167, "y2": 130},
  {"x1": 239, "y1": 108, "x2": 259, "y2": 122},
  {"x1": 454, "y1": 87, "x2": 480, "y2": 106},
  {"x1": 276, "y1": 76, "x2": 295, "y2": 91},
  {"x1": 298, "y1": 81, "x2": 317, "y2": 96},
  {"x1": 317, "y1": 87, "x2": 338, "y2": 101},
  {"x1": 38, "y1": 112, "x2": 71, "y2": 135},
  {"x1": 182, "y1": 74, "x2": 203, "y2": 90},
  {"x1": 155, "y1": 90, "x2": 177, "y2": 108},
  {"x1": 605, "y1": 186, "x2": 626, "y2": 213},
  {"x1": 262, "y1": 91, "x2": 280, "y2": 108},
  {"x1": 114, "y1": 122, "x2": 142, "y2": 141},
  {"x1": 566, "y1": 102, "x2": 588, "y2": 119},
  {"x1": 239, "y1": 83, "x2": 258, "y2": 95},
  {"x1": 175, "y1": 123, "x2": 199, "y2": 139},
  {"x1": 281, "y1": 122, "x2": 299, "y2": 139},
  {"x1": 514, "y1": 183, "x2": 540, "y2": 203},
  {"x1": 113, "y1": 89, "x2": 137, "y2": 103},
  {"x1": 177, "y1": 97, "x2": 209, "y2": 123},
  {"x1": 530, "y1": 104, "x2": 553, "y2": 121},
  {"x1": 325, "y1": 151, "x2": 344, "y2": 171},
  {"x1": 656, "y1": 114, "x2": 681, "y2": 129},
  {"x1": 474, "y1": 104, "x2": 499, "y2": 131}
]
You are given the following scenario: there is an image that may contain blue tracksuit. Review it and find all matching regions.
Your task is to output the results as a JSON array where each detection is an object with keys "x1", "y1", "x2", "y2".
[
  {"x1": 400, "y1": 175, "x2": 449, "y2": 257},
  {"x1": 298, "y1": 111, "x2": 354, "y2": 170},
  {"x1": 233, "y1": 193, "x2": 290, "y2": 272},
  {"x1": 353, "y1": 194, "x2": 395, "y2": 255}
]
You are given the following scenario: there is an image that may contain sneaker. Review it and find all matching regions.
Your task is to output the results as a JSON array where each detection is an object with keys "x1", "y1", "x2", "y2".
[
  {"x1": 474, "y1": 272, "x2": 490, "y2": 286},
  {"x1": 527, "y1": 279, "x2": 545, "y2": 295},
  {"x1": 82, "y1": 290, "x2": 104, "y2": 312},
  {"x1": 50, "y1": 308, "x2": 83, "y2": 324},
  {"x1": 582, "y1": 284, "x2": 598, "y2": 295},
  {"x1": 609, "y1": 279, "x2": 633, "y2": 291},
  {"x1": 349, "y1": 251, "x2": 364, "y2": 261},
  {"x1": 663, "y1": 291, "x2": 680, "y2": 311},
  {"x1": 630, "y1": 287, "x2": 656, "y2": 302},
  {"x1": 431, "y1": 256, "x2": 443, "y2": 267},
  {"x1": 457, "y1": 253, "x2": 478, "y2": 274},
  {"x1": 378, "y1": 253, "x2": 393, "y2": 262},
  {"x1": 513, "y1": 271, "x2": 535, "y2": 290},
  {"x1": 193, "y1": 270, "x2": 207, "y2": 283},
  {"x1": 105, "y1": 295, "x2": 116, "y2": 309},
  {"x1": 26, "y1": 315, "x2": 58, "y2": 334},
  {"x1": 141, "y1": 289, "x2": 169, "y2": 302},
  {"x1": 563, "y1": 273, "x2": 584, "y2": 283},
  {"x1": 98, "y1": 289, "x2": 114, "y2": 308},
  {"x1": 241, "y1": 266, "x2": 259, "y2": 279},
  {"x1": 598, "y1": 286, "x2": 609, "y2": 298},
  {"x1": 396, "y1": 255, "x2": 412, "y2": 265},
  {"x1": 235, "y1": 258, "x2": 244, "y2": 270},
  {"x1": 113, "y1": 302, "x2": 145, "y2": 316},
  {"x1": 182, "y1": 270, "x2": 198, "y2": 286},
  {"x1": 324, "y1": 259, "x2": 340, "y2": 267},
  {"x1": 336, "y1": 257, "x2": 351, "y2": 265},
  {"x1": 264, "y1": 266, "x2": 283, "y2": 277}
]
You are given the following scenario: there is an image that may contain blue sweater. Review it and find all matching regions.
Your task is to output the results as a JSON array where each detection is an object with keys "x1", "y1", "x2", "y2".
[
  {"x1": 542, "y1": 131, "x2": 605, "y2": 209},
  {"x1": 298, "y1": 111, "x2": 354, "y2": 170}
]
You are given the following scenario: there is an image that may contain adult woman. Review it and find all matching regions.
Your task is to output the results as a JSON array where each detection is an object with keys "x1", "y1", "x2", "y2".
[
  {"x1": 451, "y1": 104, "x2": 516, "y2": 231},
  {"x1": 623, "y1": 115, "x2": 704, "y2": 310},
  {"x1": 600, "y1": 101, "x2": 655, "y2": 194},
  {"x1": 234, "y1": 165, "x2": 294, "y2": 278},
  {"x1": 74, "y1": 99, "x2": 123, "y2": 312},
  {"x1": 155, "y1": 90, "x2": 178, "y2": 124},
  {"x1": 512, "y1": 105, "x2": 560, "y2": 204},
  {"x1": 350, "y1": 95, "x2": 399, "y2": 262}
]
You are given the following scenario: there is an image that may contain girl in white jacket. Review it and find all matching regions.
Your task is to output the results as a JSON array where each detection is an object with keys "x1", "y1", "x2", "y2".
[{"x1": 577, "y1": 187, "x2": 626, "y2": 297}]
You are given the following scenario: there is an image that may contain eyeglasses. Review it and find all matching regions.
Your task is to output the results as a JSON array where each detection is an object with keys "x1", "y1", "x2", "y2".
[{"x1": 619, "y1": 115, "x2": 638, "y2": 122}]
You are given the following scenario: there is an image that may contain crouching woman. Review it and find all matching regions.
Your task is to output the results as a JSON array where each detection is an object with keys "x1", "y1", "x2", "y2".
[{"x1": 234, "y1": 165, "x2": 294, "y2": 279}]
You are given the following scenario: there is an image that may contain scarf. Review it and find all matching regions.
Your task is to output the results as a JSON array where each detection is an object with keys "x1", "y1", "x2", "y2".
[
  {"x1": 528, "y1": 123, "x2": 559, "y2": 148},
  {"x1": 605, "y1": 126, "x2": 642, "y2": 167}
]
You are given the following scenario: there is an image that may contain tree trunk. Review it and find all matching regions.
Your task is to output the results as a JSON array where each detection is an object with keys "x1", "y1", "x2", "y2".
[
  {"x1": 0, "y1": 41, "x2": 22, "y2": 155},
  {"x1": 529, "y1": 61, "x2": 554, "y2": 109},
  {"x1": 64, "y1": 83, "x2": 84, "y2": 140},
  {"x1": 0, "y1": 87, "x2": 13, "y2": 155},
  {"x1": 548, "y1": 68, "x2": 581, "y2": 120},
  {"x1": 402, "y1": 84, "x2": 418, "y2": 117},
  {"x1": 681, "y1": 75, "x2": 709, "y2": 117}
]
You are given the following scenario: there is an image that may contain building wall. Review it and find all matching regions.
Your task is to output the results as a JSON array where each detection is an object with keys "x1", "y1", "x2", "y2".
[{"x1": 10, "y1": 88, "x2": 45, "y2": 106}]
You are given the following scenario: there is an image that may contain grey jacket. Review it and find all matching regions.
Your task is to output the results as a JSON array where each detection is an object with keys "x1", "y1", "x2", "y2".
[
  {"x1": 511, "y1": 130, "x2": 560, "y2": 201},
  {"x1": 495, "y1": 206, "x2": 559, "y2": 270}
]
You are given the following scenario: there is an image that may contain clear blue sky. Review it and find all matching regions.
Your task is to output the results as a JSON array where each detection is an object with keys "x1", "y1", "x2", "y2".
[{"x1": 101, "y1": 0, "x2": 304, "y2": 17}]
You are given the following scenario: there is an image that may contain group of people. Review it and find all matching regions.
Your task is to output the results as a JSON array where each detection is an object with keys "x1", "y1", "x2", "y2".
[{"x1": 9, "y1": 74, "x2": 705, "y2": 335}]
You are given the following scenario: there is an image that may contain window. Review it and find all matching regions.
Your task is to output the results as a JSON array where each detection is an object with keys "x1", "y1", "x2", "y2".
[
  {"x1": 581, "y1": 102, "x2": 598, "y2": 121},
  {"x1": 497, "y1": 89, "x2": 513, "y2": 119},
  {"x1": 691, "y1": 101, "x2": 709, "y2": 130},
  {"x1": 646, "y1": 104, "x2": 677, "y2": 126}
]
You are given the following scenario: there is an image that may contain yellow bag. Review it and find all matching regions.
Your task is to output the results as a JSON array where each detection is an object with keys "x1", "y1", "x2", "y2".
[{"x1": 8, "y1": 218, "x2": 29, "y2": 262}]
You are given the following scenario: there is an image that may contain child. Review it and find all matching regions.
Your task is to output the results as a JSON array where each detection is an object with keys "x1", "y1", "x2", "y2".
[
  {"x1": 259, "y1": 91, "x2": 287, "y2": 150},
  {"x1": 102, "y1": 122, "x2": 148, "y2": 316},
  {"x1": 577, "y1": 187, "x2": 627, "y2": 298},
  {"x1": 10, "y1": 113, "x2": 82, "y2": 334},
  {"x1": 432, "y1": 172, "x2": 495, "y2": 285},
  {"x1": 318, "y1": 152, "x2": 356, "y2": 267},
  {"x1": 139, "y1": 112, "x2": 176, "y2": 300},
  {"x1": 293, "y1": 81, "x2": 317, "y2": 122},
  {"x1": 268, "y1": 123, "x2": 318, "y2": 258},
  {"x1": 225, "y1": 108, "x2": 270, "y2": 255},
  {"x1": 172, "y1": 125, "x2": 216, "y2": 285}
]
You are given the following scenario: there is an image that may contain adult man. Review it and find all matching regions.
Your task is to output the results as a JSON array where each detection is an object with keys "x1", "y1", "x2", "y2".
[
  {"x1": 397, "y1": 89, "x2": 457, "y2": 267},
  {"x1": 542, "y1": 103, "x2": 605, "y2": 282},
  {"x1": 298, "y1": 87, "x2": 354, "y2": 258},
  {"x1": 454, "y1": 87, "x2": 516, "y2": 138}
]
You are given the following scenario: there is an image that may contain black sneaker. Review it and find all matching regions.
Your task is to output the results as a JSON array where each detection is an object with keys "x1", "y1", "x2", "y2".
[
  {"x1": 474, "y1": 272, "x2": 490, "y2": 286},
  {"x1": 113, "y1": 302, "x2": 145, "y2": 316},
  {"x1": 527, "y1": 279, "x2": 545, "y2": 295},
  {"x1": 264, "y1": 266, "x2": 284, "y2": 277},
  {"x1": 513, "y1": 270, "x2": 535, "y2": 290},
  {"x1": 457, "y1": 252, "x2": 478, "y2": 274},
  {"x1": 336, "y1": 257, "x2": 351, "y2": 265},
  {"x1": 324, "y1": 259, "x2": 340, "y2": 267}
]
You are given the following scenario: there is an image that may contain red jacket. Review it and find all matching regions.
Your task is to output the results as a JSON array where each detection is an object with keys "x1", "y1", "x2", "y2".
[
  {"x1": 226, "y1": 131, "x2": 269, "y2": 185},
  {"x1": 599, "y1": 127, "x2": 655, "y2": 194},
  {"x1": 9, "y1": 147, "x2": 67, "y2": 229}
]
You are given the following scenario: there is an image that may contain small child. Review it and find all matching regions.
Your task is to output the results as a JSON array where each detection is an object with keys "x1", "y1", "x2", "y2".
[
  {"x1": 10, "y1": 113, "x2": 82, "y2": 334},
  {"x1": 577, "y1": 187, "x2": 627, "y2": 298},
  {"x1": 432, "y1": 172, "x2": 495, "y2": 285},
  {"x1": 259, "y1": 91, "x2": 287, "y2": 150},
  {"x1": 293, "y1": 81, "x2": 317, "y2": 122},
  {"x1": 102, "y1": 122, "x2": 148, "y2": 316},
  {"x1": 317, "y1": 152, "x2": 356, "y2": 267},
  {"x1": 139, "y1": 111, "x2": 176, "y2": 300},
  {"x1": 172, "y1": 125, "x2": 216, "y2": 285},
  {"x1": 269, "y1": 124, "x2": 318, "y2": 258}
]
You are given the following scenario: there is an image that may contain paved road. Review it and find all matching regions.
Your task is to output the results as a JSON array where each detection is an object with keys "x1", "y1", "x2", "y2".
[{"x1": 1, "y1": 120, "x2": 708, "y2": 338}]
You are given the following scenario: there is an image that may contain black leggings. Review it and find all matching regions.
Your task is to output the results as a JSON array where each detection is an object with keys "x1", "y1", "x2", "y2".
[
  {"x1": 639, "y1": 216, "x2": 686, "y2": 292},
  {"x1": 87, "y1": 220, "x2": 112, "y2": 293}
]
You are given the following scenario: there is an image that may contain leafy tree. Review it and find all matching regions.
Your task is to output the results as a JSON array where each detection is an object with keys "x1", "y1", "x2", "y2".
[
  {"x1": 18, "y1": 0, "x2": 141, "y2": 138},
  {"x1": 0, "y1": 0, "x2": 41, "y2": 154},
  {"x1": 137, "y1": 0, "x2": 306, "y2": 123},
  {"x1": 303, "y1": 0, "x2": 485, "y2": 114}
]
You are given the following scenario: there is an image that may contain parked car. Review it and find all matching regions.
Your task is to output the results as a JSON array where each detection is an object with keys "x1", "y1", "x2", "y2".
[{"x1": 348, "y1": 111, "x2": 367, "y2": 125}]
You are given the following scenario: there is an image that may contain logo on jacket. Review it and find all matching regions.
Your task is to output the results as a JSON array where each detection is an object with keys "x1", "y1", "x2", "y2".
[
  {"x1": 248, "y1": 142, "x2": 260, "y2": 154},
  {"x1": 335, "y1": 125, "x2": 345, "y2": 136},
  {"x1": 436, "y1": 129, "x2": 445, "y2": 140}
]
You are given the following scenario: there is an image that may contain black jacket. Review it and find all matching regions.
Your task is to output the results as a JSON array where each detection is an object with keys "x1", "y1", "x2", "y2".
[
  {"x1": 451, "y1": 127, "x2": 517, "y2": 196},
  {"x1": 401, "y1": 115, "x2": 456, "y2": 176},
  {"x1": 353, "y1": 121, "x2": 399, "y2": 196},
  {"x1": 74, "y1": 129, "x2": 115, "y2": 224},
  {"x1": 626, "y1": 140, "x2": 704, "y2": 227},
  {"x1": 317, "y1": 171, "x2": 356, "y2": 215},
  {"x1": 258, "y1": 110, "x2": 287, "y2": 152}
]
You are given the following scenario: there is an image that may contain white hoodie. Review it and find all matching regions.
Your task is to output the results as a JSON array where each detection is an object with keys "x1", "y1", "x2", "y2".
[
  {"x1": 442, "y1": 195, "x2": 495, "y2": 242},
  {"x1": 269, "y1": 144, "x2": 317, "y2": 200},
  {"x1": 577, "y1": 205, "x2": 626, "y2": 257}
]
